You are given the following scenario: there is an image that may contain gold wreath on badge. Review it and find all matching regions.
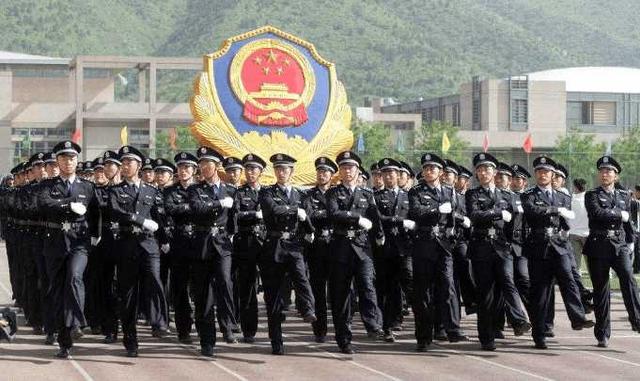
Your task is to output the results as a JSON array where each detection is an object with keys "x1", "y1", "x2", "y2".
[{"x1": 189, "y1": 25, "x2": 353, "y2": 185}]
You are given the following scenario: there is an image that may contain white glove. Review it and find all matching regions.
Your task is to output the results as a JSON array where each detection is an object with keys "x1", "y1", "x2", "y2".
[
  {"x1": 220, "y1": 197, "x2": 234, "y2": 209},
  {"x1": 438, "y1": 202, "x2": 452, "y2": 214},
  {"x1": 90, "y1": 236, "x2": 101, "y2": 247},
  {"x1": 305, "y1": 233, "x2": 315, "y2": 243},
  {"x1": 403, "y1": 219, "x2": 416, "y2": 230},
  {"x1": 517, "y1": 205, "x2": 524, "y2": 214},
  {"x1": 501, "y1": 210, "x2": 512, "y2": 223},
  {"x1": 629, "y1": 242, "x2": 635, "y2": 253},
  {"x1": 358, "y1": 217, "x2": 373, "y2": 231},
  {"x1": 297, "y1": 208, "x2": 307, "y2": 221},
  {"x1": 142, "y1": 219, "x2": 159, "y2": 232},
  {"x1": 376, "y1": 237, "x2": 385, "y2": 246},
  {"x1": 558, "y1": 207, "x2": 576, "y2": 220},
  {"x1": 161, "y1": 243, "x2": 170, "y2": 254},
  {"x1": 621, "y1": 210, "x2": 630, "y2": 222},
  {"x1": 256, "y1": 210, "x2": 263, "y2": 219},
  {"x1": 70, "y1": 202, "x2": 87, "y2": 216},
  {"x1": 462, "y1": 216, "x2": 471, "y2": 229}
]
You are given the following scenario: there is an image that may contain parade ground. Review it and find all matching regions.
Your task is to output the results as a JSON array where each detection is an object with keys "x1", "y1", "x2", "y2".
[{"x1": 1, "y1": 244, "x2": 640, "y2": 381}]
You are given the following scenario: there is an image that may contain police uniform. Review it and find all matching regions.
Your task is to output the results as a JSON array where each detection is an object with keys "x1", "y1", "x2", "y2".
[
  {"x1": 522, "y1": 156, "x2": 594, "y2": 349},
  {"x1": 583, "y1": 156, "x2": 640, "y2": 347},
  {"x1": 327, "y1": 151, "x2": 383, "y2": 354},
  {"x1": 163, "y1": 152, "x2": 198, "y2": 343},
  {"x1": 258, "y1": 153, "x2": 316, "y2": 355},
  {"x1": 304, "y1": 156, "x2": 337, "y2": 342},
  {"x1": 408, "y1": 153, "x2": 468, "y2": 350},
  {"x1": 466, "y1": 153, "x2": 531, "y2": 351},
  {"x1": 373, "y1": 158, "x2": 414, "y2": 341},
  {"x1": 37, "y1": 141, "x2": 96, "y2": 358},
  {"x1": 232, "y1": 153, "x2": 267, "y2": 343},
  {"x1": 108, "y1": 146, "x2": 168, "y2": 357}
]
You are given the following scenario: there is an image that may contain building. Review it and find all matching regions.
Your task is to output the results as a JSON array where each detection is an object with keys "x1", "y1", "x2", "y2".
[
  {"x1": 359, "y1": 67, "x2": 640, "y2": 161},
  {"x1": 0, "y1": 50, "x2": 200, "y2": 173}
]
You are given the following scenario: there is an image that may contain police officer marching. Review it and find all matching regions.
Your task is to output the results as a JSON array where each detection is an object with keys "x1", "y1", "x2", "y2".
[
  {"x1": 37, "y1": 140, "x2": 96, "y2": 358},
  {"x1": 583, "y1": 155, "x2": 640, "y2": 347}
]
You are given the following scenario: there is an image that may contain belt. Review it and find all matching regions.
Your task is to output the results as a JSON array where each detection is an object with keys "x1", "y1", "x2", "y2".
[
  {"x1": 591, "y1": 229, "x2": 623, "y2": 238},
  {"x1": 237, "y1": 224, "x2": 266, "y2": 234},
  {"x1": 531, "y1": 227, "x2": 568, "y2": 239},
  {"x1": 472, "y1": 227, "x2": 503, "y2": 239},
  {"x1": 45, "y1": 221, "x2": 85, "y2": 232},
  {"x1": 268, "y1": 230, "x2": 298, "y2": 240},
  {"x1": 417, "y1": 225, "x2": 445, "y2": 238},
  {"x1": 334, "y1": 228, "x2": 364, "y2": 239},
  {"x1": 194, "y1": 225, "x2": 226, "y2": 234}
]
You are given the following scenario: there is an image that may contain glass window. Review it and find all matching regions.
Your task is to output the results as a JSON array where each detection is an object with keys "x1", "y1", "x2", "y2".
[
  {"x1": 512, "y1": 99, "x2": 528, "y2": 123},
  {"x1": 582, "y1": 101, "x2": 616, "y2": 125}
]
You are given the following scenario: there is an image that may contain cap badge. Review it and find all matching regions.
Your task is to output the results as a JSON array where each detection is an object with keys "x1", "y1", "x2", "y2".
[
  {"x1": 123, "y1": 147, "x2": 129, "y2": 153},
  {"x1": 65, "y1": 142, "x2": 71, "y2": 148},
  {"x1": 181, "y1": 153, "x2": 186, "y2": 159},
  {"x1": 540, "y1": 157, "x2": 546, "y2": 164},
  {"x1": 200, "y1": 147, "x2": 206, "y2": 154},
  {"x1": 479, "y1": 154, "x2": 485, "y2": 160},
  {"x1": 384, "y1": 159, "x2": 389, "y2": 164},
  {"x1": 344, "y1": 152, "x2": 350, "y2": 158},
  {"x1": 277, "y1": 154, "x2": 283, "y2": 160},
  {"x1": 603, "y1": 157, "x2": 609, "y2": 163}
]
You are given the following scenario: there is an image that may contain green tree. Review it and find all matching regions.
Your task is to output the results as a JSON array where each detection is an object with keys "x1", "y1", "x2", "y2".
[
  {"x1": 156, "y1": 126, "x2": 199, "y2": 158},
  {"x1": 612, "y1": 126, "x2": 640, "y2": 187},
  {"x1": 553, "y1": 130, "x2": 605, "y2": 188},
  {"x1": 351, "y1": 120, "x2": 393, "y2": 171},
  {"x1": 411, "y1": 121, "x2": 471, "y2": 167}
]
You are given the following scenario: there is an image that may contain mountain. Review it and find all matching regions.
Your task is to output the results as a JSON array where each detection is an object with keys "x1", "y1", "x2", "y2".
[{"x1": 2, "y1": 0, "x2": 640, "y2": 105}]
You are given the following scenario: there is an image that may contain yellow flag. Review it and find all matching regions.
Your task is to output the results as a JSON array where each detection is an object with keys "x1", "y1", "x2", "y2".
[
  {"x1": 120, "y1": 125, "x2": 128, "y2": 145},
  {"x1": 441, "y1": 131, "x2": 451, "y2": 153}
]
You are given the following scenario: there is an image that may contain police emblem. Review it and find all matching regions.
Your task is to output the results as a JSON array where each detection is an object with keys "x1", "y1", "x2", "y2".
[
  {"x1": 190, "y1": 26, "x2": 353, "y2": 184},
  {"x1": 65, "y1": 142, "x2": 71, "y2": 148},
  {"x1": 603, "y1": 157, "x2": 609, "y2": 163},
  {"x1": 156, "y1": 159, "x2": 162, "y2": 165},
  {"x1": 123, "y1": 147, "x2": 129, "y2": 153},
  {"x1": 181, "y1": 153, "x2": 187, "y2": 159},
  {"x1": 541, "y1": 157, "x2": 546, "y2": 164}
]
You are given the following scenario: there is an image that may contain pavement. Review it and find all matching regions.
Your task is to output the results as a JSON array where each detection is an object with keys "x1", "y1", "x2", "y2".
[{"x1": 1, "y1": 243, "x2": 640, "y2": 381}]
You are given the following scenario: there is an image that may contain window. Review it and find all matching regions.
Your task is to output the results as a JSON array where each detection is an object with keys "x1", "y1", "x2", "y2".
[
  {"x1": 421, "y1": 108, "x2": 432, "y2": 124},
  {"x1": 452, "y1": 104, "x2": 460, "y2": 126},
  {"x1": 472, "y1": 100, "x2": 480, "y2": 124},
  {"x1": 512, "y1": 99, "x2": 528, "y2": 123},
  {"x1": 510, "y1": 76, "x2": 528, "y2": 90},
  {"x1": 582, "y1": 101, "x2": 615, "y2": 125}
]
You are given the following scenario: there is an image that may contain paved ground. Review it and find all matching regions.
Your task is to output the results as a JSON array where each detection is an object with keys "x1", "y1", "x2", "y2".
[{"x1": 1, "y1": 244, "x2": 640, "y2": 381}]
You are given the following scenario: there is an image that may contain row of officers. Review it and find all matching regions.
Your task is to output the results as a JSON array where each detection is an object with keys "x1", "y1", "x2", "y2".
[{"x1": 1, "y1": 140, "x2": 639, "y2": 359}]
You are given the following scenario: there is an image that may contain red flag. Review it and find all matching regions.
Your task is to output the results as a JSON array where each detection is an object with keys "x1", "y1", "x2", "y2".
[
  {"x1": 522, "y1": 133, "x2": 533, "y2": 154},
  {"x1": 169, "y1": 128, "x2": 178, "y2": 150},
  {"x1": 71, "y1": 129, "x2": 82, "y2": 144},
  {"x1": 482, "y1": 132, "x2": 489, "y2": 153}
]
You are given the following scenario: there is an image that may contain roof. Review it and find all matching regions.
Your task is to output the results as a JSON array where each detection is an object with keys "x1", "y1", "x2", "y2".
[
  {"x1": 0, "y1": 50, "x2": 70, "y2": 65},
  {"x1": 526, "y1": 66, "x2": 640, "y2": 93}
]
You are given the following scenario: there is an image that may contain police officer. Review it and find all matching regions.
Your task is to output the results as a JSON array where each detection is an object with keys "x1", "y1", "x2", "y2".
[
  {"x1": 583, "y1": 156, "x2": 640, "y2": 347},
  {"x1": 466, "y1": 153, "x2": 531, "y2": 351},
  {"x1": 327, "y1": 150, "x2": 384, "y2": 354},
  {"x1": 399, "y1": 161, "x2": 414, "y2": 191},
  {"x1": 188, "y1": 147, "x2": 239, "y2": 356},
  {"x1": 510, "y1": 164, "x2": 532, "y2": 312},
  {"x1": 258, "y1": 153, "x2": 316, "y2": 355},
  {"x1": 223, "y1": 156, "x2": 243, "y2": 188},
  {"x1": 141, "y1": 157, "x2": 155, "y2": 185},
  {"x1": 304, "y1": 156, "x2": 337, "y2": 343},
  {"x1": 37, "y1": 140, "x2": 96, "y2": 358},
  {"x1": 373, "y1": 157, "x2": 414, "y2": 342},
  {"x1": 109, "y1": 145, "x2": 168, "y2": 357},
  {"x1": 232, "y1": 153, "x2": 267, "y2": 343},
  {"x1": 163, "y1": 152, "x2": 198, "y2": 344},
  {"x1": 522, "y1": 155, "x2": 594, "y2": 349},
  {"x1": 409, "y1": 153, "x2": 469, "y2": 351},
  {"x1": 370, "y1": 162, "x2": 384, "y2": 191}
]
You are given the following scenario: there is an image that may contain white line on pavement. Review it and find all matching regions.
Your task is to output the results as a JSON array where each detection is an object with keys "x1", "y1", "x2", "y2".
[{"x1": 70, "y1": 359, "x2": 96, "y2": 381}]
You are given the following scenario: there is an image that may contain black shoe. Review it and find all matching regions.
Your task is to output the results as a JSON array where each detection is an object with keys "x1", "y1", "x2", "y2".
[
  {"x1": 416, "y1": 341, "x2": 429, "y2": 352},
  {"x1": 391, "y1": 324, "x2": 403, "y2": 332},
  {"x1": 45, "y1": 333, "x2": 56, "y2": 345},
  {"x1": 103, "y1": 333, "x2": 118, "y2": 344},
  {"x1": 243, "y1": 336, "x2": 256, "y2": 344},
  {"x1": 367, "y1": 329, "x2": 385, "y2": 340},
  {"x1": 231, "y1": 327, "x2": 241, "y2": 334},
  {"x1": 493, "y1": 330, "x2": 505, "y2": 340},
  {"x1": 340, "y1": 344, "x2": 355, "y2": 354},
  {"x1": 448, "y1": 333, "x2": 469, "y2": 343},
  {"x1": 56, "y1": 348, "x2": 70, "y2": 358},
  {"x1": 534, "y1": 341, "x2": 548, "y2": 349},
  {"x1": 434, "y1": 330, "x2": 448, "y2": 341},
  {"x1": 271, "y1": 343, "x2": 285, "y2": 355},
  {"x1": 178, "y1": 334, "x2": 193, "y2": 344},
  {"x1": 314, "y1": 335, "x2": 326, "y2": 343},
  {"x1": 513, "y1": 321, "x2": 532, "y2": 337},
  {"x1": 91, "y1": 327, "x2": 102, "y2": 335},
  {"x1": 481, "y1": 342, "x2": 496, "y2": 351},
  {"x1": 201, "y1": 345, "x2": 214, "y2": 357},
  {"x1": 71, "y1": 327, "x2": 84, "y2": 340},
  {"x1": 33, "y1": 326, "x2": 44, "y2": 335},
  {"x1": 224, "y1": 334, "x2": 238, "y2": 344},
  {"x1": 597, "y1": 338, "x2": 609, "y2": 348},
  {"x1": 302, "y1": 312, "x2": 318, "y2": 323},
  {"x1": 152, "y1": 327, "x2": 170, "y2": 338},
  {"x1": 402, "y1": 307, "x2": 410, "y2": 316},
  {"x1": 384, "y1": 331, "x2": 396, "y2": 343},
  {"x1": 465, "y1": 304, "x2": 478, "y2": 316},
  {"x1": 572, "y1": 320, "x2": 595, "y2": 330},
  {"x1": 280, "y1": 313, "x2": 287, "y2": 323},
  {"x1": 544, "y1": 330, "x2": 555, "y2": 338},
  {"x1": 126, "y1": 348, "x2": 138, "y2": 358}
]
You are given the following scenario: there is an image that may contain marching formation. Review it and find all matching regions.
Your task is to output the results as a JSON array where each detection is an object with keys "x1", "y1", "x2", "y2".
[{"x1": 2, "y1": 140, "x2": 640, "y2": 359}]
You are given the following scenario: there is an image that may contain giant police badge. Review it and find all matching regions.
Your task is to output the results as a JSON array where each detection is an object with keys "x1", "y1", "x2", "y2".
[{"x1": 190, "y1": 26, "x2": 353, "y2": 184}]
